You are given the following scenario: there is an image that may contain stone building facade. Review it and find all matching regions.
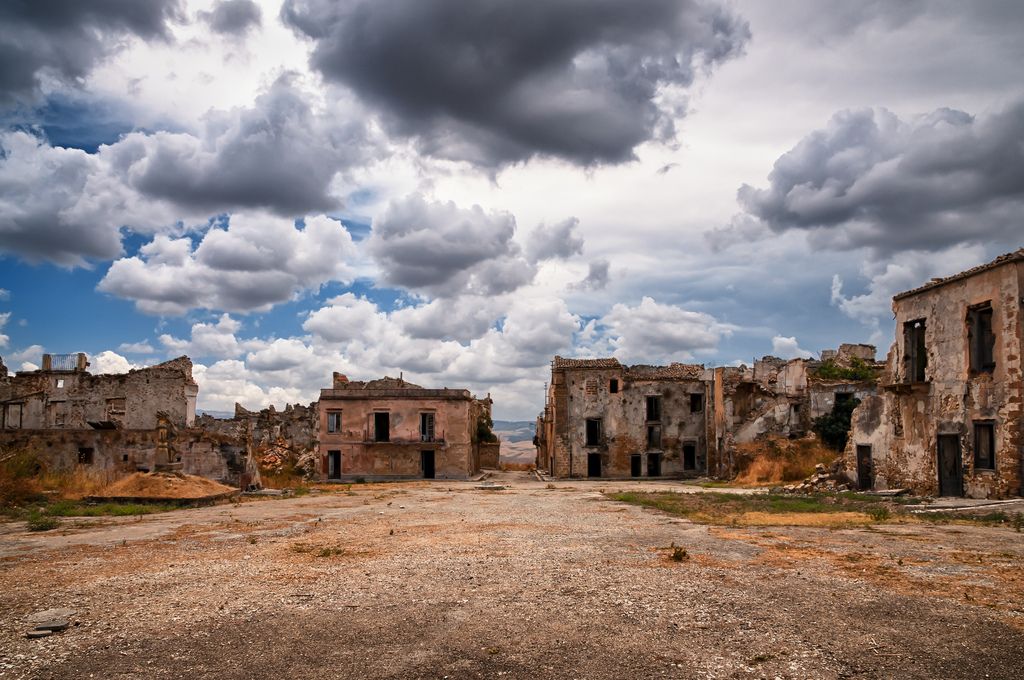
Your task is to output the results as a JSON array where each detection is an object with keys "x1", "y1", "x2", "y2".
[
  {"x1": 536, "y1": 358, "x2": 711, "y2": 478},
  {"x1": 847, "y1": 249, "x2": 1024, "y2": 498},
  {"x1": 0, "y1": 353, "x2": 260, "y2": 488},
  {"x1": 316, "y1": 373, "x2": 493, "y2": 481},
  {"x1": 538, "y1": 346, "x2": 881, "y2": 480}
]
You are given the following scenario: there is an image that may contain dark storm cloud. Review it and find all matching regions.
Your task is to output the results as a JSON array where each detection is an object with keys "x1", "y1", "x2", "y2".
[
  {"x1": 128, "y1": 75, "x2": 370, "y2": 216},
  {"x1": 736, "y1": 100, "x2": 1024, "y2": 255},
  {"x1": 0, "y1": 0, "x2": 183, "y2": 106},
  {"x1": 282, "y1": 0, "x2": 749, "y2": 167},
  {"x1": 367, "y1": 194, "x2": 536, "y2": 297},
  {"x1": 200, "y1": 0, "x2": 262, "y2": 35}
]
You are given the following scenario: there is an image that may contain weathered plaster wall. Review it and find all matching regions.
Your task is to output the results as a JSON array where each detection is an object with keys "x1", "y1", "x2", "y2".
[
  {"x1": 316, "y1": 386, "x2": 479, "y2": 480},
  {"x1": 847, "y1": 261, "x2": 1023, "y2": 498}
]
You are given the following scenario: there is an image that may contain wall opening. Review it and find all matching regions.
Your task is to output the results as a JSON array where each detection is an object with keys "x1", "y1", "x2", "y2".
[
  {"x1": 609, "y1": 379, "x2": 619, "y2": 394},
  {"x1": 374, "y1": 412, "x2": 390, "y2": 442},
  {"x1": 77, "y1": 447, "x2": 94, "y2": 465},
  {"x1": 973, "y1": 421, "x2": 995, "y2": 470},
  {"x1": 630, "y1": 454, "x2": 641, "y2": 477},
  {"x1": 328, "y1": 450, "x2": 342, "y2": 479},
  {"x1": 647, "y1": 452, "x2": 661, "y2": 477},
  {"x1": 967, "y1": 303, "x2": 996, "y2": 373},
  {"x1": 856, "y1": 444, "x2": 873, "y2": 491},
  {"x1": 645, "y1": 395, "x2": 662, "y2": 421},
  {"x1": 420, "y1": 412, "x2": 436, "y2": 442},
  {"x1": 903, "y1": 319, "x2": 928, "y2": 382},
  {"x1": 585, "y1": 418, "x2": 602, "y2": 446},
  {"x1": 689, "y1": 393, "x2": 704, "y2": 413},
  {"x1": 327, "y1": 410, "x2": 342, "y2": 433},
  {"x1": 683, "y1": 443, "x2": 696, "y2": 471}
]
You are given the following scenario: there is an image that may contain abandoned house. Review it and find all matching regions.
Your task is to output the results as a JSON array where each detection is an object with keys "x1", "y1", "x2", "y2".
[
  {"x1": 846, "y1": 248, "x2": 1024, "y2": 498},
  {"x1": 0, "y1": 353, "x2": 260, "y2": 488},
  {"x1": 535, "y1": 357, "x2": 712, "y2": 478},
  {"x1": 536, "y1": 345, "x2": 881, "y2": 480},
  {"x1": 316, "y1": 373, "x2": 496, "y2": 481}
]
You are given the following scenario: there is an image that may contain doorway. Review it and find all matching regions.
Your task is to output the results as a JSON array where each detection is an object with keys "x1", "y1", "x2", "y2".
[
  {"x1": 587, "y1": 452, "x2": 601, "y2": 477},
  {"x1": 327, "y1": 450, "x2": 341, "y2": 480},
  {"x1": 936, "y1": 434, "x2": 963, "y2": 497},
  {"x1": 630, "y1": 454, "x2": 641, "y2": 477},
  {"x1": 647, "y1": 452, "x2": 661, "y2": 477},
  {"x1": 855, "y1": 445, "x2": 873, "y2": 491},
  {"x1": 420, "y1": 451, "x2": 435, "y2": 479}
]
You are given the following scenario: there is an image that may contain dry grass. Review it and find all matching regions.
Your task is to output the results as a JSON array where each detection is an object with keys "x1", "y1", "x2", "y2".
[{"x1": 733, "y1": 436, "x2": 837, "y2": 486}]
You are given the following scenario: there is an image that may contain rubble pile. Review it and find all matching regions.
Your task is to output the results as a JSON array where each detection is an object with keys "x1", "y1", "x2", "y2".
[{"x1": 777, "y1": 461, "x2": 851, "y2": 494}]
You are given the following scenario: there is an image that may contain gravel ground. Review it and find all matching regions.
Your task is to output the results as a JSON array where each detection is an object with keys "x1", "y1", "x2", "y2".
[{"x1": 1, "y1": 471, "x2": 1022, "y2": 679}]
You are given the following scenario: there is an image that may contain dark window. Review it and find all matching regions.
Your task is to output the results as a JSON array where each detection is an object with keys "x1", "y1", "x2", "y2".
[
  {"x1": 420, "y1": 412, "x2": 435, "y2": 442},
  {"x1": 646, "y1": 395, "x2": 662, "y2": 421},
  {"x1": 967, "y1": 304, "x2": 995, "y2": 373},
  {"x1": 835, "y1": 392, "x2": 853, "y2": 406},
  {"x1": 683, "y1": 444, "x2": 697, "y2": 470},
  {"x1": 374, "y1": 412, "x2": 390, "y2": 442},
  {"x1": 327, "y1": 410, "x2": 342, "y2": 433},
  {"x1": 689, "y1": 393, "x2": 704, "y2": 413},
  {"x1": 585, "y1": 418, "x2": 602, "y2": 446},
  {"x1": 647, "y1": 452, "x2": 662, "y2": 477},
  {"x1": 903, "y1": 319, "x2": 928, "y2": 382},
  {"x1": 973, "y1": 422, "x2": 995, "y2": 470},
  {"x1": 78, "y1": 447, "x2": 94, "y2": 465},
  {"x1": 647, "y1": 424, "x2": 662, "y2": 449},
  {"x1": 609, "y1": 379, "x2": 619, "y2": 394}
]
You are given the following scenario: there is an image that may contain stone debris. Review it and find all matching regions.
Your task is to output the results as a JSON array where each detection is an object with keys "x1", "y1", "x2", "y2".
[
  {"x1": 777, "y1": 462, "x2": 850, "y2": 494},
  {"x1": 25, "y1": 609, "x2": 76, "y2": 639}
]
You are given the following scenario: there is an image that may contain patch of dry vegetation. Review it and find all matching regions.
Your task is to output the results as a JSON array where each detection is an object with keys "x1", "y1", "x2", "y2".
[{"x1": 733, "y1": 436, "x2": 837, "y2": 486}]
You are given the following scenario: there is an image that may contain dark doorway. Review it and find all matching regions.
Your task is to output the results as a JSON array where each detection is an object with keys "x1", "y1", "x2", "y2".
[
  {"x1": 683, "y1": 444, "x2": 696, "y2": 471},
  {"x1": 587, "y1": 452, "x2": 601, "y2": 477},
  {"x1": 374, "y1": 412, "x2": 390, "y2": 442},
  {"x1": 647, "y1": 452, "x2": 661, "y2": 477},
  {"x1": 856, "y1": 445, "x2": 873, "y2": 491},
  {"x1": 937, "y1": 434, "x2": 963, "y2": 497},
  {"x1": 327, "y1": 450, "x2": 341, "y2": 480},
  {"x1": 420, "y1": 450, "x2": 435, "y2": 479},
  {"x1": 630, "y1": 454, "x2": 642, "y2": 477}
]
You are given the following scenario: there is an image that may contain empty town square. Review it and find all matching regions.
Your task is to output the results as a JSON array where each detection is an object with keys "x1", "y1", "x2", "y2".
[{"x1": 2, "y1": 473, "x2": 1022, "y2": 680}]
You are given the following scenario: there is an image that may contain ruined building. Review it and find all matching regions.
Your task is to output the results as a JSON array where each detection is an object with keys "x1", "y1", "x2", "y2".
[
  {"x1": 536, "y1": 345, "x2": 882, "y2": 479},
  {"x1": 847, "y1": 249, "x2": 1024, "y2": 498},
  {"x1": 535, "y1": 358, "x2": 710, "y2": 478},
  {"x1": 0, "y1": 353, "x2": 259, "y2": 488},
  {"x1": 317, "y1": 373, "x2": 495, "y2": 481}
]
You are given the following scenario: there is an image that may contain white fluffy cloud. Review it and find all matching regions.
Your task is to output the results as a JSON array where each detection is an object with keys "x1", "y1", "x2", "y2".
[
  {"x1": 770, "y1": 336, "x2": 814, "y2": 360},
  {"x1": 591, "y1": 297, "x2": 731, "y2": 364},
  {"x1": 0, "y1": 312, "x2": 9, "y2": 349},
  {"x1": 92, "y1": 350, "x2": 134, "y2": 374},
  {"x1": 99, "y1": 213, "x2": 357, "y2": 314}
]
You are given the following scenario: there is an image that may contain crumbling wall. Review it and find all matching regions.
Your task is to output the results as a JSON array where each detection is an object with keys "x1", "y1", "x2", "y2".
[
  {"x1": 846, "y1": 259, "x2": 1023, "y2": 498},
  {"x1": 0, "y1": 355, "x2": 197, "y2": 431}
]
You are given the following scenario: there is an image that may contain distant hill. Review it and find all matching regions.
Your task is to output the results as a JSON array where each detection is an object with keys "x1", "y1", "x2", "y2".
[
  {"x1": 196, "y1": 409, "x2": 234, "y2": 419},
  {"x1": 492, "y1": 420, "x2": 536, "y2": 442}
]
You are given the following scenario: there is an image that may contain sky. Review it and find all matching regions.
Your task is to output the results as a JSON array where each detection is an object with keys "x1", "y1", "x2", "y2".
[{"x1": 0, "y1": 0, "x2": 1022, "y2": 420}]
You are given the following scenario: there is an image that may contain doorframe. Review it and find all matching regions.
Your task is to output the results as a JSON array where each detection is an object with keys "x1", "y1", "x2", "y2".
[{"x1": 936, "y1": 434, "x2": 964, "y2": 497}]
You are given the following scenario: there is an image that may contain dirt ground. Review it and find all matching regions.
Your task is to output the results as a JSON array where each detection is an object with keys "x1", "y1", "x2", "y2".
[{"x1": 1, "y1": 471, "x2": 1022, "y2": 679}]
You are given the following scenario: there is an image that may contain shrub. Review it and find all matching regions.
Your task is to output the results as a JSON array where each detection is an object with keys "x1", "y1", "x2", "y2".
[
  {"x1": 867, "y1": 506, "x2": 891, "y2": 522},
  {"x1": 0, "y1": 449, "x2": 47, "y2": 508},
  {"x1": 812, "y1": 398, "x2": 861, "y2": 451},
  {"x1": 813, "y1": 358, "x2": 878, "y2": 382},
  {"x1": 25, "y1": 511, "x2": 60, "y2": 532}
]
